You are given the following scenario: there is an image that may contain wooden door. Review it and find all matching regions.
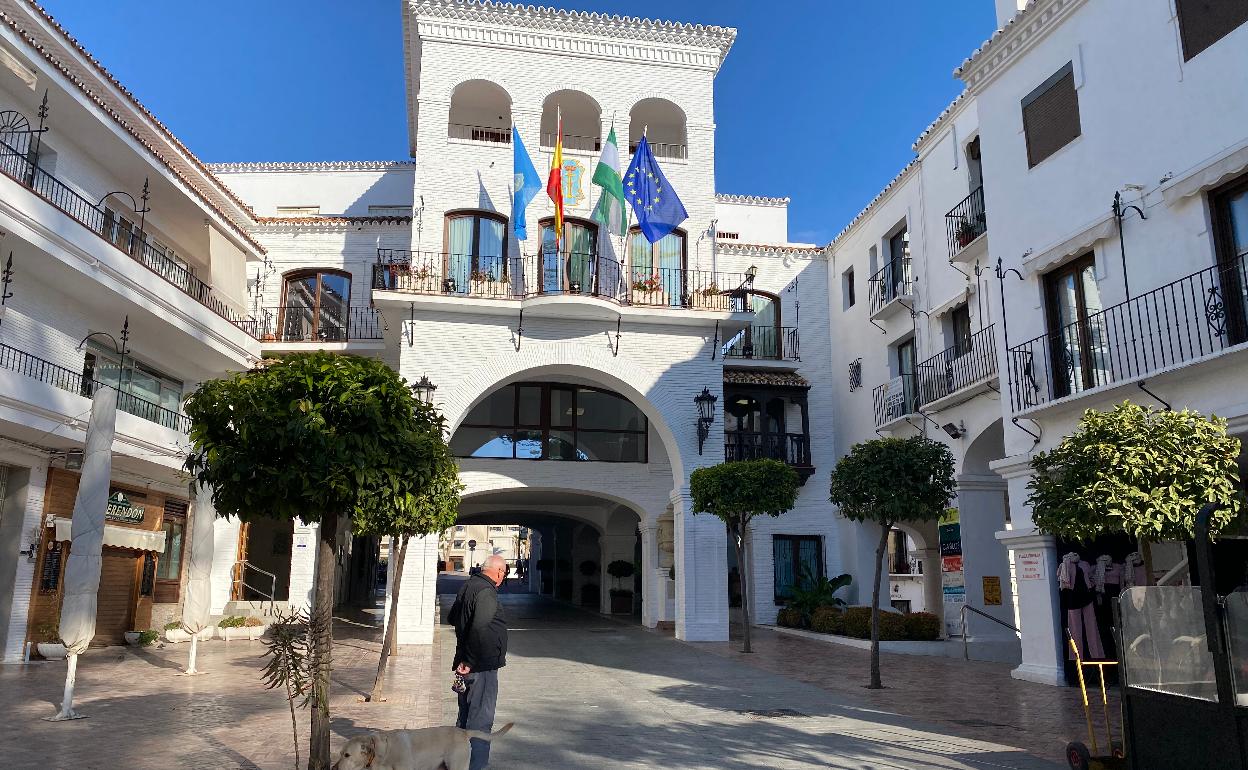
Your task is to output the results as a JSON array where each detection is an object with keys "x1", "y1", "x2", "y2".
[
  {"x1": 232, "y1": 522, "x2": 250, "y2": 600},
  {"x1": 92, "y1": 549, "x2": 137, "y2": 646}
]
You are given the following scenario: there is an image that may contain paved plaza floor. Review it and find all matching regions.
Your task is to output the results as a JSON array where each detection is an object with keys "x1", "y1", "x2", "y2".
[{"x1": 0, "y1": 581, "x2": 1101, "y2": 768}]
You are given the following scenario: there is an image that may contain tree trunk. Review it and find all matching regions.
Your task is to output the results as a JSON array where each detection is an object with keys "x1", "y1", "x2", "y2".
[
  {"x1": 741, "y1": 522, "x2": 753, "y2": 654},
  {"x1": 308, "y1": 511, "x2": 339, "y2": 770},
  {"x1": 368, "y1": 534, "x2": 408, "y2": 702},
  {"x1": 1140, "y1": 539, "x2": 1154, "y2": 585},
  {"x1": 868, "y1": 524, "x2": 891, "y2": 690}
]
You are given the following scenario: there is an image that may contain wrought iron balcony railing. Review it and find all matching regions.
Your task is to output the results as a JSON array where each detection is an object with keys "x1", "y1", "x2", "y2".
[
  {"x1": 239, "y1": 305, "x2": 385, "y2": 343},
  {"x1": 374, "y1": 249, "x2": 747, "y2": 312},
  {"x1": 447, "y1": 123, "x2": 511, "y2": 144},
  {"x1": 724, "y1": 431, "x2": 811, "y2": 468},
  {"x1": 724, "y1": 326, "x2": 800, "y2": 361},
  {"x1": 541, "y1": 132, "x2": 601, "y2": 153},
  {"x1": 945, "y1": 186, "x2": 987, "y2": 258},
  {"x1": 1006, "y1": 254, "x2": 1248, "y2": 411},
  {"x1": 0, "y1": 342, "x2": 191, "y2": 433},
  {"x1": 628, "y1": 141, "x2": 688, "y2": 160},
  {"x1": 916, "y1": 325, "x2": 998, "y2": 406},
  {"x1": 872, "y1": 373, "x2": 919, "y2": 428},
  {"x1": 0, "y1": 139, "x2": 248, "y2": 331},
  {"x1": 868, "y1": 257, "x2": 914, "y2": 315}
]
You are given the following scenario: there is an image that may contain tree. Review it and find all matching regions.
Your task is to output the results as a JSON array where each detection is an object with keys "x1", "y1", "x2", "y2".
[
  {"x1": 690, "y1": 459, "x2": 800, "y2": 653},
  {"x1": 183, "y1": 352, "x2": 448, "y2": 770},
  {"x1": 828, "y1": 436, "x2": 956, "y2": 689},
  {"x1": 1028, "y1": 402, "x2": 1242, "y2": 545},
  {"x1": 356, "y1": 448, "x2": 462, "y2": 702}
]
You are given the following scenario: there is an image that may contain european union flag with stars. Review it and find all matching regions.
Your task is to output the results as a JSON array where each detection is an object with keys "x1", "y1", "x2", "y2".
[{"x1": 624, "y1": 136, "x2": 688, "y2": 244}]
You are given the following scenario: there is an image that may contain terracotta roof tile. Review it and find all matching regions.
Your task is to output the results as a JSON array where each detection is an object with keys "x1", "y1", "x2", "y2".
[{"x1": 723, "y1": 369, "x2": 810, "y2": 389}]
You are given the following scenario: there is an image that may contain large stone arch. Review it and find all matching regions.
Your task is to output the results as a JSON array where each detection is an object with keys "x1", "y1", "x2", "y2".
[{"x1": 963, "y1": 419, "x2": 1005, "y2": 475}]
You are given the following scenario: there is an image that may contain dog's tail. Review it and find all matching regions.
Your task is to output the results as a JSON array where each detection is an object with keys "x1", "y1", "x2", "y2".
[{"x1": 466, "y1": 722, "x2": 513, "y2": 742}]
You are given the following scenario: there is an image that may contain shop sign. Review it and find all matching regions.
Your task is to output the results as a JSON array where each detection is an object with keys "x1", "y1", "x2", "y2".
[
  {"x1": 1017, "y1": 550, "x2": 1045, "y2": 581},
  {"x1": 105, "y1": 492, "x2": 144, "y2": 524},
  {"x1": 293, "y1": 527, "x2": 313, "y2": 550},
  {"x1": 982, "y1": 576, "x2": 1002, "y2": 606}
]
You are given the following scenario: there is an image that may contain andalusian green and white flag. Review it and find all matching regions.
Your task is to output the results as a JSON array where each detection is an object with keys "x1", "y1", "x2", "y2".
[{"x1": 590, "y1": 125, "x2": 627, "y2": 236}]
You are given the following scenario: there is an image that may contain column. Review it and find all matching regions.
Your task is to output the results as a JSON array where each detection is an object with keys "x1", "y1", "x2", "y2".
[
  {"x1": 639, "y1": 523, "x2": 660, "y2": 628},
  {"x1": 672, "y1": 487, "x2": 728, "y2": 641},
  {"x1": 916, "y1": 546, "x2": 943, "y2": 617},
  {"x1": 388, "y1": 533, "x2": 440, "y2": 646},
  {"x1": 527, "y1": 532, "x2": 541, "y2": 594},
  {"x1": 956, "y1": 474, "x2": 1020, "y2": 660},
  {"x1": 208, "y1": 515, "x2": 241, "y2": 615}
]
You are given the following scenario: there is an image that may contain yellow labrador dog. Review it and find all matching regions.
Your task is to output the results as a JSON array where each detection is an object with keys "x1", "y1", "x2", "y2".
[{"x1": 332, "y1": 723, "x2": 513, "y2": 770}]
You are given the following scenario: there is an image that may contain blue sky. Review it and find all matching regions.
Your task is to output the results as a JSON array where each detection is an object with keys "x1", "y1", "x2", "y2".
[{"x1": 41, "y1": 1, "x2": 997, "y2": 245}]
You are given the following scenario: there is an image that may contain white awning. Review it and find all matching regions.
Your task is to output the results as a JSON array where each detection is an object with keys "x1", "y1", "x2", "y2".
[
  {"x1": 52, "y1": 517, "x2": 166, "y2": 553},
  {"x1": 1022, "y1": 215, "x2": 1116, "y2": 276},
  {"x1": 930, "y1": 287, "x2": 971, "y2": 318},
  {"x1": 1162, "y1": 138, "x2": 1248, "y2": 205}
]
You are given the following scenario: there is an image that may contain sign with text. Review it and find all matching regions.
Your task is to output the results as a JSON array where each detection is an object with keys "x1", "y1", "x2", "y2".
[
  {"x1": 105, "y1": 491, "x2": 143, "y2": 524},
  {"x1": 1017, "y1": 550, "x2": 1046, "y2": 581},
  {"x1": 982, "y1": 576, "x2": 1002, "y2": 605}
]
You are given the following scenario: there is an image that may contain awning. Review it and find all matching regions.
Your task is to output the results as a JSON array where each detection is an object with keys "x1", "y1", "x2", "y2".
[
  {"x1": 1022, "y1": 214, "x2": 1116, "y2": 276},
  {"x1": 723, "y1": 369, "x2": 810, "y2": 389},
  {"x1": 930, "y1": 287, "x2": 971, "y2": 318},
  {"x1": 52, "y1": 517, "x2": 166, "y2": 553},
  {"x1": 1162, "y1": 138, "x2": 1248, "y2": 205}
]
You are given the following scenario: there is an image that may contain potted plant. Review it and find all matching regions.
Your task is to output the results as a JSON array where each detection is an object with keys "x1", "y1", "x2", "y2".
[
  {"x1": 163, "y1": 620, "x2": 191, "y2": 643},
  {"x1": 125, "y1": 629, "x2": 159, "y2": 647},
  {"x1": 35, "y1": 621, "x2": 66, "y2": 660},
  {"x1": 607, "y1": 560, "x2": 635, "y2": 614},
  {"x1": 690, "y1": 283, "x2": 724, "y2": 310},
  {"x1": 468, "y1": 269, "x2": 506, "y2": 298},
  {"x1": 578, "y1": 560, "x2": 599, "y2": 607},
  {"x1": 956, "y1": 218, "x2": 979, "y2": 248},
  {"x1": 630, "y1": 273, "x2": 667, "y2": 306}
]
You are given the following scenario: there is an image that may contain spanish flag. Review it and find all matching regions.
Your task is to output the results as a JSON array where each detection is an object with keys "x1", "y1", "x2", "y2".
[{"x1": 546, "y1": 106, "x2": 563, "y2": 251}]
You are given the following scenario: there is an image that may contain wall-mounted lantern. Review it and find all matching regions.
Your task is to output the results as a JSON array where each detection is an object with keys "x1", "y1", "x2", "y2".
[
  {"x1": 410, "y1": 374, "x2": 437, "y2": 404},
  {"x1": 694, "y1": 387, "x2": 718, "y2": 455}
]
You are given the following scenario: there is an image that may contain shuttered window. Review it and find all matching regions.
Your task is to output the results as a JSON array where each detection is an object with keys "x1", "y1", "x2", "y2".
[
  {"x1": 1176, "y1": 0, "x2": 1248, "y2": 60},
  {"x1": 1022, "y1": 62, "x2": 1080, "y2": 168}
]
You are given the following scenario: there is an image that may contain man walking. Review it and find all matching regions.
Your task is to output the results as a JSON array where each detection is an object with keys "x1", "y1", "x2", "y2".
[{"x1": 448, "y1": 553, "x2": 508, "y2": 770}]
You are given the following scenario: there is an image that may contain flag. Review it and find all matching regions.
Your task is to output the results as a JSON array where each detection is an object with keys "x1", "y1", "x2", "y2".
[
  {"x1": 512, "y1": 126, "x2": 542, "y2": 240},
  {"x1": 546, "y1": 107, "x2": 564, "y2": 250},
  {"x1": 590, "y1": 124, "x2": 627, "y2": 237},
  {"x1": 623, "y1": 136, "x2": 687, "y2": 244}
]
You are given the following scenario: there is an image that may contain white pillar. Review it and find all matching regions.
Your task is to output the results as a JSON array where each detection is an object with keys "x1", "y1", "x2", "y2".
[
  {"x1": 956, "y1": 475, "x2": 1020, "y2": 658},
  {"x1": 389, "y1": 533, "x2": 439, "y2": 646},
  {"x1": 672, "y1": 487, "x2": 728, "y2": 641},
  {"x1": 208, "y1": 516, "x2": 242, "y2": 615},
  {"x1": 639, "y1": 524, "x2": 660, "y2": 627}
]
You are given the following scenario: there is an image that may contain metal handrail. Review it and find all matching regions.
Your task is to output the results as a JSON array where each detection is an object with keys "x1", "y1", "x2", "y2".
[
  {"x1": 232, "y1": 560, "x2": 277, "y2": 615},
  {"x1": 945, "y1": 185, "x2": 987, "y2": 258},
  {"x1": 960, "y1": 603, "x2": 1021, "y2": 660}
]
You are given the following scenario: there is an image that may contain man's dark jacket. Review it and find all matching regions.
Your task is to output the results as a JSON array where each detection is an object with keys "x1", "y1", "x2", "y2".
[{"x1": 448, "y1": 573, "x2": 508, "y2": 672}]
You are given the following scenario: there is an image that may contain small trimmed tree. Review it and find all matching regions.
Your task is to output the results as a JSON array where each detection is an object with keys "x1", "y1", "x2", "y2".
[
  {"x1": 184, "y1": 353, "x2": 450, "y2": 770},
  {"x1": 690, "y1": 459, "x2": 800, "y2": 653},
  {"x1": 1029, "y1": 402, "x2": 1242, "y2": 547},
  {"x1": 829, "y1": 436, "x2": 956, "y2": 689}
]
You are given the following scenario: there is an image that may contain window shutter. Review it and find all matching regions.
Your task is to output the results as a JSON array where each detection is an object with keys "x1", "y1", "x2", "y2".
[
  {"x1": 1176, "y1": 0, "x2": 1248, "y2": 60},
  {"x1": 1022, "y1": 63, "x2": 1081, "y2": 168}
]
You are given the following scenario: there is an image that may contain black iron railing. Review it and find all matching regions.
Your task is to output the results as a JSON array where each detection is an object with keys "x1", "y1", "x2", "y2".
[
  {"x1": 0, "y1": 342, "x2": 190, "y2": 432},
  {"x1": 916, "y1": 325, "x2": 997, "y2": 405},
  {"x1": 541, "y1": 132, "x2": 600, "y2": 153},
  {"x1": 374, "y1": 249, "x2": 746, "y2": 311},
  {"x1": 945, "y1": 186, "x2": 987, "y2": 258},
  {"x1": 724, "y1": 431, "x2": 810, "y2": 467},
  {"x1": 447, "y1": 123, "x2": 511, "y2": 144},
  {"x1": 868, "y1": 257, "x2": 913, "y2": 314},
  {"x1": 628, "y1": 141, "x2": 688, "y2": 160},
  {"x1": 0, "y1": 139, "x2": 248, "y2": 331},
  {"x1": 239, "y1": 305, "x2": 385, "y2": 342},
  {"x1": 1007, "y1": 254, "x2": 1248, "y2": 411},
  {"x1": 872, "y1": 373, "x2": 919, "y2": 428},
  {"x1": 724, "y1": 326, "x2": 800, "y2": 361}
]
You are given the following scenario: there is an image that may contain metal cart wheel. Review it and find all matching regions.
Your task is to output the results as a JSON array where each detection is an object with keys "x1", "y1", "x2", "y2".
[
  {"x1": 1066, "y1": 741, "x2": 1091, "y2": 770},
  {"x1": 1110, "y1": 740, "x2": 1124, "y2": 759}
]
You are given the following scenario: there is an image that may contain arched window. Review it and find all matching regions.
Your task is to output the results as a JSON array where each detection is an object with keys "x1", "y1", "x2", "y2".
[
  {"x1": 627, "y1": 227, "x2": 685, "y2": 307},
  {"x1": 629, "y1": 98, "x2": 687, "y2": 159},
  {"x1": 444, "y1": 210, "x2": 508, "y2": 293},
  {"x1": 281, "y1": 269, "x2": 351, "y2": 341},
  {"x1": 539, "y1": 217, "x2": 598, "y2": 294},
  {"x1": 448, "y1": 80, "x2": 512, "y2": 144},
  {"x1": 451, "y1": 382, "x2": 647, "y2": 462},
  {"x1": 541, "y1": 90, "x2": 601, "y2": 152}
]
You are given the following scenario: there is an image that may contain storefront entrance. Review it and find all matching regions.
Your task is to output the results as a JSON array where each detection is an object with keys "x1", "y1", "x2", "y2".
[{"x1": 93, "y1": 548, "x2": 139, "y2": 646}]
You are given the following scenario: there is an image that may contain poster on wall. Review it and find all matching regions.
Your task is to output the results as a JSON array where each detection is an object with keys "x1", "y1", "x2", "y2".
[
  {"x1": 939, "y1": 507, "x2": 965, "y2": 637},
  {"x1": 1017, "y1": 550, "x2": 1045, "y2": 581}
]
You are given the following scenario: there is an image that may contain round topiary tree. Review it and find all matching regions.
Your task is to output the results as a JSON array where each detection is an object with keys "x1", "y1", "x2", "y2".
[
  {"x1": 1028, "y1": 402, "x2": 1242, "y2": 549},
  {"x1": 690, "y1": 459, "x2": 800, "y2": 653},
  {"x1": 828, "y1": 436, "x2": 956, "y2": 689}
]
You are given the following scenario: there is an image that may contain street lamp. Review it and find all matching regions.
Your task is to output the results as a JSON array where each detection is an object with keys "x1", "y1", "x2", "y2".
[
  {"x1": 468, "y1": 539, "x2": 477, "y2": 571},
  {"x1": 694, "y1": 387, "x2": 717, "y2": 455},
  {"x1": 745, "y1": 264, "x2": 758, "y2": 286},
  {"x1": 410, "y1": 374, "x2": 437, "y2": 404}
]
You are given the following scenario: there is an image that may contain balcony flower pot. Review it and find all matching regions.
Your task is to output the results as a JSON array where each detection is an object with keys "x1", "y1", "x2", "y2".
[
  {"x1": 36, "y1": 642, "x2": 67, "y2": 660},
  {"x1": 609, "y1": 589, "x2": 634, "y2": 615},
  {"x1": 164, "y1": 627, "x2": 191, "y2": 643},
  {"x1": 468, "y1": 279, "x2": 508, "y2": 298},
  {"x1": 689, "y1": 288, "x2": 726, "y2": 310},
  {"x1": 956, "y1": 220, "x2": 978, "y2": 248},
  {"x1": 631, "y1": 289, "x2": 669, "y2": 306},
  {"x1": 123, "y1": 631, "x2": 141, "y2": 645}
]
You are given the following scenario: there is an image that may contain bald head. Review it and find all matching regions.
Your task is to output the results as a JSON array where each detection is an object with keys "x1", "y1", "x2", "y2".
[{"x1": 481, "y1": 555, "x2": 507, "y2": 586}]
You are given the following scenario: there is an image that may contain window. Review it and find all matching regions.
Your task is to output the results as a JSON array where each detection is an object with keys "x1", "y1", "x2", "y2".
[
  {"x1": 276, "y1": 206, "x2": 320, "y2": 216},
  {"x1": 451, "y1": 382, "x2": 648, "y2": 463},
  {"x1": 773, "y1": 535, "x2": 822, "y2": 604},
  {"x1": 456, "y1": 525, "x2": 466, "y2": 531},
  {"x1": 453, "y1": 540, "x2": 465, "y2": 548},
  {"x1": 628, "y1": 228, "x2": 686, "y2": 306},
  {"x1": 154, "y1": 498, "x2": 187, "y2": 602},
  {"x1": 1022, "y1": 62, "x2": 1080, "y2": 168},
  {"x1": 445, "y1": 211, "x2": 508, "y2": 290},
  {"x1": 490, "y1": 526, "x2": 504, "y2": 532},
  {"x1": 842, "y1": 267, "x2": 856, "y2": 310},
  {"x1": 367, "y1": 205, "x2": 411, "y2": 217},
  {"x1": 896, "y1": 337, "x2": 917, "y2": 413},
  {"x1": 950, "y1": 304, "x2": 973, "y2": 357},
  {"x1": 887, "y1": 530, "x2": 911, "y2": 574},
  {"x1": 717, "y1": 231, "x2": 740, "y2": 240},
  {"x1": 741, "y1": 291, "x2": 782, "y2": 359},
  {"x1": 539, "y1": 218, "x2": 599, "y2": 293},
  {"x1": 1176, "y1": 0, "x2": 1248, "y2": 60},
  {"x1": 281, "y1": 269, "x2": 351, "y2": 341},
  {"x1": 101, "y1": 207, "x2": 138, "y2": 254},
  {"x1": 83, "y1": 344, "x2": 184, "y2": 428},
  {"x1": 1210, "y1": 175, "x2": 1248, "y2": 344},
  {"x1": 1045, "y1": 254, "x2": 1107, "y2": 398}
]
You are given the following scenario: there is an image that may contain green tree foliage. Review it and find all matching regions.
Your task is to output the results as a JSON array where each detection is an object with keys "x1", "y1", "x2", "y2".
[
  {"x1": 183, "y1": 352, "x2": 451, "y2": 770},
  {"x1": 690, "y1": 459, "x2": 800, "y2": 653},
  {"x1": 1029, "y1": 402, "x2": 1242, "y2": 542},
  {"x1": 828, "y1": 436, "x2": 956, "y2": 688}
]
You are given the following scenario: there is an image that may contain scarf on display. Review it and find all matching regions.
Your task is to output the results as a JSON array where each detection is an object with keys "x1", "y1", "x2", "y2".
[
  {"x1": 1094, "y1": 555, "x2": 1114, "y2": 599},
  {"x1": 1123, "y1": 552, "x2": 1145, "y2": 589},
  {"x1": 1058, "y1": 553, "x2": 1082, "y2": 590}
]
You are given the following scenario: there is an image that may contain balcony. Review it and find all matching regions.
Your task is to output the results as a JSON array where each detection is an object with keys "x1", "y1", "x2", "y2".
[
  {"x1": 0, "y1": 138, "x2": 248, "y2": 331},
  {"x1": 915, "y1": 325, "x2": 998, "y2": 411},
  {"x1": 373, "y1": 249, "x2": 747, "y2": 313},
  {"x1": 945, "y1": 186, "x2": 987, "y2": 262},
  {"x1": 724, "y1": 431, "x2": 813, "y2": 481},
  {"x1": 239, "y1": 305, "x2": 385, "y2": 343},
  {"x1": 868, "y1": 257, "x2": 914, "y2": 320},
  {"x1": 1007, "y1": 255, "x2": 1248, "y2": 412},
  {"x1": 872, "y1": 373, "x2": 919, "y2": 429},
  {"x1": 0, "y1": 341, "x2": 190, "y2": 433},
  {"x1": 447, "y1": 123, "x2": 511, "y2": 144},
  {"x1": 724, "y1": 326, "x2": 800, "y2": 362}
]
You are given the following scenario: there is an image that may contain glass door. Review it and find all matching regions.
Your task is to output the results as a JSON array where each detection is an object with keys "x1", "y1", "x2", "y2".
[
  {"x1": 540, "y1": 220, "x2": 598, "y2": 294},
  {"x1": 897, "y1": 337, "x2": 917, "y2": 413},
  {"x1": 1213, "y1": 178, "x2": 1248, "y2": 345},
  {"x1": 1045, "y1": 255, "x2": 1106, "y2": 397},
  {"x1": 629, "y1": 230, "x2": 685, "y2": 307},
  {"x1": 281, "y1": 270, "x2": 350, "y2": 340}
]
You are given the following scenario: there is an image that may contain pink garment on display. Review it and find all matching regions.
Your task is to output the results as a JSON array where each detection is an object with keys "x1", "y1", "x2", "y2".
[{"x1": 1068, "y1": 604, "x2": 1106, "y2": 660}]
